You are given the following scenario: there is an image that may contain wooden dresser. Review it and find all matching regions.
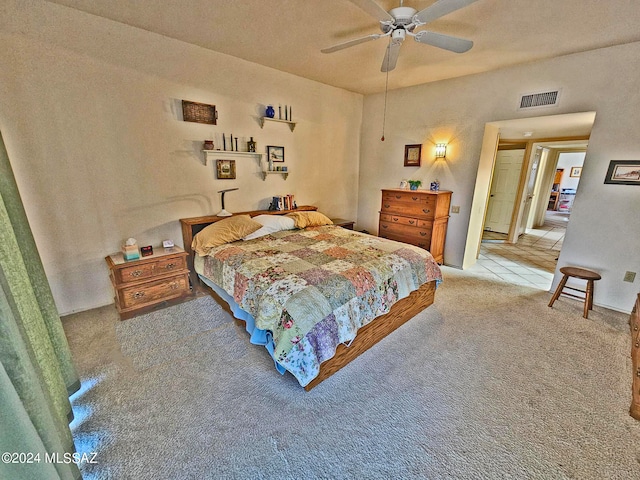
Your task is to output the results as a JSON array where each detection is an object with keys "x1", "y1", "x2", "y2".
[
  {"x1": 630, "y1": 293, "x2": 640, "y2": 420},
  {"x1": 105, "y1": 246, "x2": 191, "y2": 319},
  {"x1": 378, "y1": 189, "x2": 452, "y2": 264}
]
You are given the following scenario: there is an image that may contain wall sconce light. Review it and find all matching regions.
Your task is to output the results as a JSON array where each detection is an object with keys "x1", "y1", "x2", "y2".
[
  {"x1": 435, "y1": 143, "x2": 447, "y2": 159},
  {"x1": 217, "y1": 188, "x2": 238, "y2": 217}
]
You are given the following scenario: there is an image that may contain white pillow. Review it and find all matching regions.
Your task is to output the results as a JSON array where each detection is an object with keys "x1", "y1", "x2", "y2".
[{"x1": 243, "y1": 214, "x2": 296, "y2": 240}]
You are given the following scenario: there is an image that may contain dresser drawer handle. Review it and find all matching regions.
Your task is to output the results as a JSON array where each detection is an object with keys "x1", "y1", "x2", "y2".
[
  {"x1": 423, "y1": 209, "x2": 431, "y2": 214},
  {"x1": 395, "y1": 195, "x2": 401, "y2": 199},
  {"x1": 637, "y1": 368, "x2": 640, "y2": 377},
  {"x1": 408, "y1": 220, "x2": 415, "y2": 224},
  {"x1": 392, "y1": 217, "x2": 399, "y2": 222},
  {"x1": 635, "y1": 325, "x2": 638, "y2": 331},
  {"x1": 384, "y1": 203, "x2": 391, "y2": 208},
  {"x1": 412, "y1": 196, "x2": 418, "y2": 201},
  {"x1": 129, "y1": 270, "x2": 143, "y2": 277},
  {"x1": 133, "y1": 291, "x2": 145, "y2": 299},
  {"x1": 382, "y1": 224, "x2": 388, "y2": 229},
  {"x1": 169, "y1": 282, "x2": 179, "y2": 290},
  {"x1": 165, "y1": 263, "x2": 176, "y2": 270},
  {"x1": 420, "y1": 232, "x2": 427, "y2": 236},
  {"x1": 636, "y1": 342, "x2": 639, "y2": 348}
]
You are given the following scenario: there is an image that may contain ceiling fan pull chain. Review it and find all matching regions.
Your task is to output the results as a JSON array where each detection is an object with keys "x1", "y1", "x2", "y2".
[{"x1": 381, "y1": 37, "x2": 391, "y2": 142}]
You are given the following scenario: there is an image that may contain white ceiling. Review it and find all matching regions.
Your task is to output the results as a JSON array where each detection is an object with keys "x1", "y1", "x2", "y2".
[{"x1": 45, "y1": 0, "x2": 640, "y2": 95}]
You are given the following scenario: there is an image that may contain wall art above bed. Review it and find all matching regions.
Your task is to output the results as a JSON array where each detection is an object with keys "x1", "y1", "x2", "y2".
[
  {"x1": 216, "y1": 159, "x2": 236, "y2": 179},
  {"x1": 182, "y1": 100, "x2": 218, "y2": 125}
]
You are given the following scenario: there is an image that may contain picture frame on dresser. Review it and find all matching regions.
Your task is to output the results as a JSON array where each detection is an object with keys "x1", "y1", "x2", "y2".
[{"x1": 404, "y1": 144, "x2": 422, "y2": 167}]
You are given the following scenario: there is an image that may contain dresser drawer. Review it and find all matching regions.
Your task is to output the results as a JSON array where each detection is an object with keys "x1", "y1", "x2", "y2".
[
  {"x1": 379, "y1": 213, "x2": 419, "y2": 226},
  {"x1": 119, "y1": 274, "x2": 189, "y2": 309},
  {"x1": 381, "y1": 193, "x2": 436, "y2": 219},
  {"x1": 379, "y1": 221, "x2": 432, "y2": 241}
]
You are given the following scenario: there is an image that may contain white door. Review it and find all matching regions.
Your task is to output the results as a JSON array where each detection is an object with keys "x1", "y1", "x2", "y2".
[
  {"x1": 485, "y1": 149, "x2": 525, "y2": 234},
  {"x1": 519, "y1": 149, "x2": 541, "y2": 235}
]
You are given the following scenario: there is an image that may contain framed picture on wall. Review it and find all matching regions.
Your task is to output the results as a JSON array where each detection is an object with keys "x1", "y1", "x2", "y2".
[
  {"x1": 267, "y1": 145, "x2": 285, "y2": 163},
  {"x1": 216, "y1": 159, "x2": 236, "y2": 179},
  {"x1": 604, "y1": 160, "x2": 640, "y2": 185},
  {"x1": 404, "y1": 144, "x2": 422, "y2": 167},
  {"x1": 570, "y1": 166, "x2": 582, "y2": 177}
]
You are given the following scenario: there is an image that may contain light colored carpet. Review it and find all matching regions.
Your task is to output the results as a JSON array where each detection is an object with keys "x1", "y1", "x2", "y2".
[{"x1": 62, "y1": 267, "x2": 640, "y2": 479}]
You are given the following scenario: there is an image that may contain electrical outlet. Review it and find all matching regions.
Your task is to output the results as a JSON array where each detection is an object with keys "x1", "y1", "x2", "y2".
[
  {"x1": 624, "y1": 271, "x2": 636, "y2": 283},
  {"x1": 451, "y1": 205, "x2": 460, "y2": 214}
]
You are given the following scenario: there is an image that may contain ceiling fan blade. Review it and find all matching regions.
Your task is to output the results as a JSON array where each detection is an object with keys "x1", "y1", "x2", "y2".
[
  {"x1": 348, "y1": 0, "x2": 394, "y2": 22},
  {"x1": 413, "y1": 0, "x2": 479, "y2": 25},
  {"x1": 413, "y1": 31, "x2": 473, "y2": 53},
  {"x1": 381, "y1": 41, "x2": 402, "y2": 72},
  {"x1": 321, "y1": 34, "x2": 382, "y2": 54}
]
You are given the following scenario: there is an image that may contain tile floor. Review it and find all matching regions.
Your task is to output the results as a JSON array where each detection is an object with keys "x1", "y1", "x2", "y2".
[{"x1": 468, "y1": 212, "x2": 570, "y2": 290}]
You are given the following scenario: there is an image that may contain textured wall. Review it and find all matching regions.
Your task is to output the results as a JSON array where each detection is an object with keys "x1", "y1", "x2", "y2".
[
  {"x1": 0, "y1": 1, "x2": 363, "y2": 314},
  {"x1": 358, "y1": 42, "x2": 640, "y2": 312}
]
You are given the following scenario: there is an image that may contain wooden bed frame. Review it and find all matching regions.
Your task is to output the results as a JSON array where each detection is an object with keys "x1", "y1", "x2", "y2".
[{"x1": 179, "y1": 206, "x2": 437, "y2": 391}]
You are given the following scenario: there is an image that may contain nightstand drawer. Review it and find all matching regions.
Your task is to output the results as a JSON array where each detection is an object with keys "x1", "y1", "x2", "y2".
[
  {"x1": 157, "y1": 256, "x2": 186, "y2": 274},
  {"x1": 119, "y1": 274, "x2": 189, "y2": 309},
  {"x1": 119, "y1": 263, "x2": 155, "y2": 283}
]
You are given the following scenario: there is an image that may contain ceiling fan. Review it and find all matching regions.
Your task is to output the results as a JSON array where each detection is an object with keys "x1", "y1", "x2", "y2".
[{"x1": 321, "y1": 0, "x2": 479, "y2": 72}]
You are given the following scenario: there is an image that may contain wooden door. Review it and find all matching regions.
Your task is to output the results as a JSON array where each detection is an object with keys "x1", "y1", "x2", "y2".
[{"x1": 484, "y1": 149, "x2": 525, "y2": 234}]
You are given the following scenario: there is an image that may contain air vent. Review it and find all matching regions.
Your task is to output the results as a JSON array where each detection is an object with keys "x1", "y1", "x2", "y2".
[{"x1": 518, "y1": 90, "x2": 561, "y2": 109}]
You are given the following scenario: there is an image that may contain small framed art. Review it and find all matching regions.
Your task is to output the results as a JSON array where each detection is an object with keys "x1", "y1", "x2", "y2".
[
  {"x1": 182, "y1": 100, "x2": 217, "y2": 125},
  {"x1": 404, "y1": 144, "x2": 422, "y2": 167},
  {"x1": 604, "y1": 160, "x2": 640, "y2": 185},
  {"x1": 570, "y1": 166, "x2": 582, "y2": 177},
  {"x1": 216, "y1": 159, "x2": 236, "y2": 179},
  {"x1": 267, "y1": 145, "x2": 285, "y2": 163}
]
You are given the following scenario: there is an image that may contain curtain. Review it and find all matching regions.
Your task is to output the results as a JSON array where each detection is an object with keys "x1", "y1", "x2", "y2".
[{"x1": 0, "y1": 131, "x2": 81, "y2": 480}]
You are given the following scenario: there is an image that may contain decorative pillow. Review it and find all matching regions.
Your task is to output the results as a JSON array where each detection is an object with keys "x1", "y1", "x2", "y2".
[
  {"x1": 243, "y1": 214, "x2": 296, "y2": 240},
  {"x1": 286, "y1": 211, "x2": 333, "y2": 229},
  {"x1": 192, "y1": 215, "x2": 262, "y2": 256}
]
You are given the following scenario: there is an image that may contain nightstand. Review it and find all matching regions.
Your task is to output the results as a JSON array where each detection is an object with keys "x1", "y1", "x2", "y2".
[
  {"x1": 105, "y1": 246, "x2": 191, "y2": 320},
  {"x1": 330, "y1": 218, "x2": 355, "y2": 230}
]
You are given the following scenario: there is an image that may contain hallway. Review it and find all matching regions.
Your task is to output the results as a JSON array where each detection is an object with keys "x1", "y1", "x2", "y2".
[{"x1": 471, "y1": 212, "x2": 569, "y2": 290}]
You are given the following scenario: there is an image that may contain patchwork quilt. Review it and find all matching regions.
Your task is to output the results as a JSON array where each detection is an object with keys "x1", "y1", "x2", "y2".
[{"x1": 197, "y1": 225, "x2": 442, "y2": 386}]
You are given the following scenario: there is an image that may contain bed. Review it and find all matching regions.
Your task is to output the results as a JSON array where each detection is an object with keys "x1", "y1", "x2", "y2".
[{"x1": 180, "y1": 206, "x2": 442, "y2": 390}]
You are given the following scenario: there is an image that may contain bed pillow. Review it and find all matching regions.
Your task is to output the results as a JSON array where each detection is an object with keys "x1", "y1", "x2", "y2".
[
  {"x1": 243, "y1": 214, "x2": 296, "y2": 240},
  {"x1": 192, "y1": 215, "x2": 262, "y2": 256},
  {"x1": 286, "y1": 211, "x2": 334, "y2": 229}
]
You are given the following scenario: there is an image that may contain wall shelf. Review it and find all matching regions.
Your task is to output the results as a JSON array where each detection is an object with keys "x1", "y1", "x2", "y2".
[
  {"x1": 202, "y1": 150, "x2": 265, "y2": 165},
  {"x1": 261, "y1": 170, "x2": 289, "y2": 181},
  {"x1": 259, "y1": 117, "x2": 296, "y2": 132}
]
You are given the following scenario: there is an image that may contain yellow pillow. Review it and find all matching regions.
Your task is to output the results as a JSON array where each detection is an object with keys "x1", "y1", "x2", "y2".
[
  {"x1": 286, "y1": 211, "x2": 333, "y2": 229},
  {"x1": 192, "y1": 215, "x2": 262, "y2": 256}
]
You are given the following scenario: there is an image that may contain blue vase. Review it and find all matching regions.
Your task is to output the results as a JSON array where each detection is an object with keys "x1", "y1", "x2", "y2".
[
  {"x1": 265, "y1": 105, "x2": 275, "y2": 118},
  {"x1": 410, "y1": 184, "x2": 418, "y2": 190}
]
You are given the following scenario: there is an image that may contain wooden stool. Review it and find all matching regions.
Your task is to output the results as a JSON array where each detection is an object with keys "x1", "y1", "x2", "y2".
[{"x1": 548, "y1": 266, "x2": 601, "y2": 318}]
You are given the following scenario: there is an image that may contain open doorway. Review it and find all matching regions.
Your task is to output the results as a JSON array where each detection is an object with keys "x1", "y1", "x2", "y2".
[
  {"x1": 482, "y1": 141, "x2": 587, "y2": 244},
  {"x1": 462, "y1": 112, "x2": 596, "y2": 289}
]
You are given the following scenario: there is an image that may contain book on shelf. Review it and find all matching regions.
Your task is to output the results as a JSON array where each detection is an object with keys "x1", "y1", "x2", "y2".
[{"x1": 271, "y1": 194, "x2": 296, "y2": 211}]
